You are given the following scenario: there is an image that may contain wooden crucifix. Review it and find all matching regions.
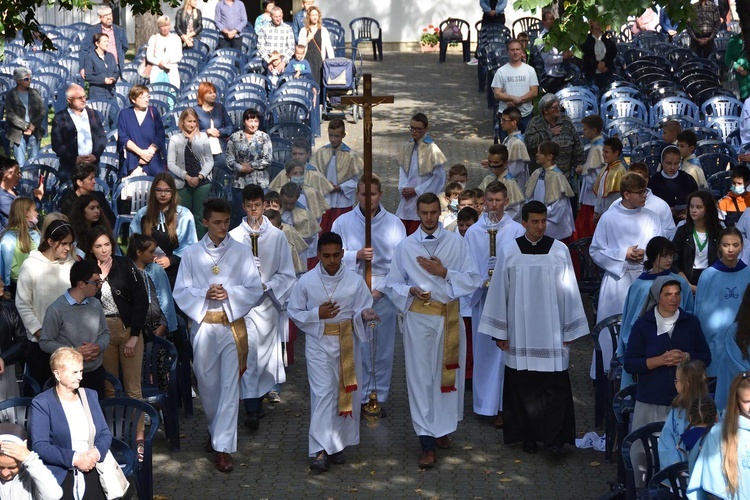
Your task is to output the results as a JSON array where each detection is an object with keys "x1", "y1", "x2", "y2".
[{"x1": 341, "y1": 74, "x2": 394, "y2": 289}]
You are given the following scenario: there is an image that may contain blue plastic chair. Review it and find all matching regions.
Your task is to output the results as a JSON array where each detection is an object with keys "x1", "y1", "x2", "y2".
[
  {"x1": 708, "y1": 116, "x2": 741, "y2": 141},
  {"x1": 142, "y1": 336, "x2": 180, "y2": 452},
  {"x1": 560, "y1": 96, "x2": 598, "y2": 121},
  {"x1": 699, "y1": 153, "x2": 737, "y2": 178},
  {"x1": 650, "y1": 97, "x2": 700, "y2": 127},
  {"x1": 707, "y1": 170, "x2": 735, "y2": 200},
  {"x1": 685, "y1": 127, "x2": 720, "y2": 142},
  {"x1": 268, "y1": 122, "x2": 313, "y2": 147},
  {"x1": 622, "y1": 421, "x2": 665, "y2": 500},
  {"x1": 265, "y1": 101, "x2": 310, "y2": 129},
  {"x1": 632, "y1": 140, "x2": 669, "y2": 163},
  {"x1": 438, "y1": 18, "x2": 471, "y2": 63},
  {"x1": 111, "y1": 176, "x2": 154, "y2": 241},
  {"x1": 601, "y1": 97, "x2": 648, "y2": 126},
  {"x1": 604, "y1": 117, "x2": 651, "y2": 137},
  {"x1": 695, "y1": 139, "x2": 736, "y2": 157},
  {"x1": 271, "y1": 137, "x2": 293, "y2": 165},
  {"x1": 647, "y1": 461, "x2": 690, "y2": 499},
  {"x1": 110, "y1": 436, "x2": 136, "y2": 478},
  {"x1": 591, "y1": 314, "x2": 622, "y2": 465},
  {"x1": 327, "y1": 24, "x2": 347, "y2": 58},
  {"x1": 350, "y1": 17, "x2": 383, "y2": 61},
  {"x1": 701, "y1": 96, "x2": 743, "y2": 124},
  {"x1": 99, "y1": 398, "x2": 159, "y2": 500},
  {"x1": 0, "y1": 397, "x2": 33, "y2": 429},
  {"x1": 620, "y1": 129, "x2": 662, "y2": 158}
]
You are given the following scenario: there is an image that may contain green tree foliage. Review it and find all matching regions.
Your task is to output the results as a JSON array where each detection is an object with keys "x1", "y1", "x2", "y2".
[
  {"x1": 514, "y1": 0, "x2": 695, "y2": 49},
  {"x1": 1, "y1": 0, "x2": 178, "y2": 48}
]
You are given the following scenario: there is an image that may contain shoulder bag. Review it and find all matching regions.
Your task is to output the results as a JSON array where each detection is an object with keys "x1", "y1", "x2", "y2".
[{"x1": 80, "y1": 389, "x2": 130, "y2": 499}]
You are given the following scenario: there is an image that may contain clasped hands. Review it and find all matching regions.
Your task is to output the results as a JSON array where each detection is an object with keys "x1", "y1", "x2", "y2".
[
  {"x1": 78, "y1": 342, "x2": 100, "y2": 363},
  {"x1": 73, "y1": 448, "x2": 100, "y2": 472},
  {"x1": 206, "y1": 284, "x2": 228, "y2": 301},
  {"x1": 660, "y1": 349, "x2": 688, "y2": 367}
]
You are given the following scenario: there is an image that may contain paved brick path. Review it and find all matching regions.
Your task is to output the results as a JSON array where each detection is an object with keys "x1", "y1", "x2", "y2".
[{"x1": 151, "y1": 50, "x2": 617, "y2": 499}]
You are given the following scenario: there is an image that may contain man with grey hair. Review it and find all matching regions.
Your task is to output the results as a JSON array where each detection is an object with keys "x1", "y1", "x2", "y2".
[
  {"x1": 51, "y1": 84, "x2": 107, "y2": 183},
  {"x1": 524, "y1": 93, "x2": 585, "y2": 175},
  {"x1": 258, "y1": 6, "x2": 295, "y2": 72},
  {"x1": 215, "y1": 0, "x2": 248, "y2": 49},
  {"x1": 4, "y1": 67, "x2": 45, "y2": 168},
  {"x1": 79, "y1": 4, "x2": 128, "y2": 79}
]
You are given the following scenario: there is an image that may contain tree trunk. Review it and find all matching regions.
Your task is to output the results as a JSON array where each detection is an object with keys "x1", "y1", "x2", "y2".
[
  {"x1": 134, "y1": 13, "x2": 159, "y2": 51},
  {"x1": 737, "y1": 0, "x2": 750, "y2": 61}
]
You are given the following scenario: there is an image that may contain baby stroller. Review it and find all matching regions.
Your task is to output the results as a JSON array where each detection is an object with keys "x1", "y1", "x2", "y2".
[{"x1": 322, "y1": 51, "x2": 363, "y2": 123}]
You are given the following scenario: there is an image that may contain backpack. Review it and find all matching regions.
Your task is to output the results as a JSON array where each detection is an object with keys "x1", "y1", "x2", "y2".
[{"x1": 442, "y1": 20, "x2": 463, "y2": 42}]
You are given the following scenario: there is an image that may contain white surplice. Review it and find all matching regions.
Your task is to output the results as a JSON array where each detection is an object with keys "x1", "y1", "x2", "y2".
[
  {"x1": 332, "y1": 205, "x2": 407, "y2": 404},
  {"x1": 478, "y1": 237, "x2": 589, "y2": 372},
  {"x1": 590, "y1": 199, "x2": 664, "y2": 377},
  {"x1": 645, "y1": 189, "x2": 676, "y2": 240},
  {"x1": 230, "y1": 216, "x2": 296, "y2": 399},
  {"x1": 173, "y1": 235, "x2": 263, "y2": 454},
  {"x1": 288, "y1": 263, "x2": 373, "y2": 456},
  {"x1": 382, "y1": 225, "x2": 481, "y2": 438},
  {"x1": 465, "y1": 213, "x2": 525, "y2": 416},
  {"x1": 395, "y1": 146, "x2": 446, "y2": 221}
]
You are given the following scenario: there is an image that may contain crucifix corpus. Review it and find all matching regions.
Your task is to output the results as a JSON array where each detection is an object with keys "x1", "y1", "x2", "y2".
[
  {"x1": 340, "y1": 74, "x2": 394, "y2": 419},
  {"x1": 340, "y1": 74, "x2": 394, "y2": 290}
]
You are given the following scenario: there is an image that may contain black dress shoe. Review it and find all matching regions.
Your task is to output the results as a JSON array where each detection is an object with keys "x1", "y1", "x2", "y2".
[
  {"x1": 329, "y1": 451, "x2": 345, "y2": 464},
  {"x1": 522, "y1": 440, "x2": 538, "y2": 454},
  {"x1": 310, "y1": 451, "x2": 330, "y2": 473},
  {"x1": 245, "y1": 415, "x2": 260, "y2": 430}
]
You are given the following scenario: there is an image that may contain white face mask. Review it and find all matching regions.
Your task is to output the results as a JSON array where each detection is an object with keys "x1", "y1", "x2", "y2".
[
  {"x1": 732, "y1": 185, "x2": 745, "y2": 195},
  {"x1": 291, "y1": 176, "x2": 305, "y2": 186},
  {"x1": 449, "y1": 199, "x2": 458, "y2": 210},
  {"x1": 28, "y1": 216, "x2": 38, "y2": 226}
]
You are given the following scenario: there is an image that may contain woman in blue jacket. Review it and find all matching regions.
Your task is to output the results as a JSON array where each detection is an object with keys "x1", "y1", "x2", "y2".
[
  {"x1": 29, "y1": 347, "x2": 112, "y2": 498},
  {"x1": 625, "y1": 276, "x2": 711, "y2": 487}
]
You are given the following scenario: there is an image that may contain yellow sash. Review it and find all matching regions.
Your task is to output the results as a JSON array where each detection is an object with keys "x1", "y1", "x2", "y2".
[
  {"x1": 408, "y1": 299, "x2": 461, "y2": 393},
  {"x1": 592, "y1": 161, "x2": 625, "y2": 197},
  {"x1": 203, "y1": 311, "x2": 248, "y2": 377},
  {"x1": 323, "y1": 320, "x2": 357, "y2": 417}
]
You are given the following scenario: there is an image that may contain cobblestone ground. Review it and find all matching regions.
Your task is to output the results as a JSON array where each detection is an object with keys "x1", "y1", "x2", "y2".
[{"x1": 151, "y1": 50, "x2": 617, "y2": 499}]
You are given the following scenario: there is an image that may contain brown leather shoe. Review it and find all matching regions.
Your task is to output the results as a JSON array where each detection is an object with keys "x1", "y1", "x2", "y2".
[
  {"x1": 418, "y1": 449, "x2": 437, "y2": 469},
  {"x1": 204, "y1": 435, "x2": 215, "y2": 453},
  {"x1": 494, "y1": 412, "x2": 504, "y2": 429},
  {"x1": 435, "y1": 435, "x2": 452, "y2": 449},
  {"x1": 216, "y1": 452, "x2": 233, "y2": 472}
]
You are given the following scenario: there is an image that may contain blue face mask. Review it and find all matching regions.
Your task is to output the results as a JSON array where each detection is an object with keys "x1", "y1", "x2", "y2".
[
  {"x1": 732, "y1": 185, "x2": 745, "y2": 195},
  {"x1": 449, "y1": 199, "x2": 458, "y2": 210},
  {"x1": 291, "y1": 176, "x2": 305, "y2": 186}
]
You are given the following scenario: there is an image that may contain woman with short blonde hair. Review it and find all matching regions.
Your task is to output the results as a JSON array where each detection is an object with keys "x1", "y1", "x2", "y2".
[{"x1": 147, "y1": 15, "x2": 183, "y2": 88}]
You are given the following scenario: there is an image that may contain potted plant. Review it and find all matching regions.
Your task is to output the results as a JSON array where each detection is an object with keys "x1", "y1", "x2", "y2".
[{"x1": 420, "y1": 24, "x2": 440, "y2": 52}]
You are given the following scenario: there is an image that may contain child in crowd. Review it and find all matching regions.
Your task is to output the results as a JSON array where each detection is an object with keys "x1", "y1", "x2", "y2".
[
  {"x1": 439, "y1": 182, "x2": 463, "y2": 226},
  {"x1": 662, "y1": 120, "x2": 681, "y2": 145},
  {"x1": 291, "y1": 138, "x2": 318, "y2": 171},
  {"x1": 593, "y1": 137, "x2": 626, "y2": 221},
  {"x1": 680, "y1": 395, "x2": 717, "y2": 472},
  {"x1": 517, "y1": 32, "x2": 530, "y2": 62},
  {"x1": 718, "y1": 166, "x2": 750, "y2": 227},
  {"x1": 501, "y1": 107, "x2": 530, "y2": 190},
  {"x1": 279, "y1": 182, "x2": 321, "y2": 270},
  {"x1": 526, "y1": 141, "x2": 575, "y2": 240},
  {"x1": 676, "y1": 130, "x2": 707, "y2": 189},
  {"x1": 474, "y1": 188, "x2": 485, "y2": 213},
  {"x1": 265, "y1": 208, "x2": 308, "y2": 276},
  {"x1": 310, "y1": 118, "x2": 363, "y2": 232},
  {"x1": 687, "y1": 372, "x2": 750, "y2": 498},
  {"x1": 444, "y1": 189, "x2": 476, "y2": 231},
  {"x1": 575, "y1": 115, "x2": 605, "y2": 238},
  {"x1": 284, "y1": 45, "x2": 313, "y2": 80},
  {"x1": 478, "y1": 144, "x2": 525, "y2": 221},
  {"x1": 265, "y1": 191, "x2": 282, "y2": 211},
  {"x1": 267, "y1": 51, "x2": 286, "y2": 87},
  {"x1": 441, "y1": 164, "x2": 470, "y2": 211},
  {"x1": 269, "y1": 159, "x2": 333, "y2": 221},
  {"x1": 456, "y1": 206, "x2": 478, "y2": 237}
]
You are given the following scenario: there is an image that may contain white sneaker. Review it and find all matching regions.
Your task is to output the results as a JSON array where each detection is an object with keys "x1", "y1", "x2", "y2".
[{"x1": 467, "y1": 57, "x2": 479, "y2": 66}]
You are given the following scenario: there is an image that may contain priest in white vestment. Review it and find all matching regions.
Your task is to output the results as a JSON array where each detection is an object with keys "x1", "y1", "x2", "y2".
[
  {"x1": 383, "y1": 193, "x2": 481, "y2": 468},
  {"x1": 479, "y1": 200, "x2": 589, "y2": 454},
  {"x1": 332, "y1": 175, "x2": 406, "y2": 410},
  {"x1": 173, "y1": 198, "x2": 264, "y2": 473},
  {"x1": 229, "y1": 185, "x2": 296, "y2": 430},
  {"x1": 288, "y1": 232, "x2": 377, "y2": 473},
  {"x1": 590, "y1": 173, "x2": 664, "y2": 378},
  {"x1": 395, "y1": 113, "x2": 447, "y2": 235},
  {"x1": 465, "y1": 181, "x2": 525, "y2": 426}
]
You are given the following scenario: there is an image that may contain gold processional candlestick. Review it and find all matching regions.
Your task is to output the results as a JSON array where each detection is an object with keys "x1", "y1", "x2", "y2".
[
  {"x1": 249, "y1": 232, "x2": 259, "y2": 256},
  {"x1": 362, "y1": 320, "x2": 381, "y2": 419},
  {"x1": 485, "y1": 229, "x2": 497, "y2": 288}
]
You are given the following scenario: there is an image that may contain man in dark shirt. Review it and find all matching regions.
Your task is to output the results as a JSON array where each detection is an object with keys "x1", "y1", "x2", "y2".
[{"x1": 649, "y1": 146, "x2": 698, "y2": 223}]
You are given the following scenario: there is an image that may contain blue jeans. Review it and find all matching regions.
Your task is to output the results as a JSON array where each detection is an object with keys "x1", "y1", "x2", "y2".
[{"x1": 12, "y1": 135, "x2": 39, "y2": 168}]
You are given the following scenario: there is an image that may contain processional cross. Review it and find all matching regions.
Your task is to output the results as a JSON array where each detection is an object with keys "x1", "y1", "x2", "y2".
[
  {"x1": 341, "y1": 74, "x2": 394, "y2": 419},
  {"x1": 341, "y1": 74, "x2": 394, "y2": 290}
]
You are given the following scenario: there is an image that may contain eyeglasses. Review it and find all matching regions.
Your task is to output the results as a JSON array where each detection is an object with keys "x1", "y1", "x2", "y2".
[
  {"x1": 628, "y1": 190, "x2": 647, "y2": 196},
  {"x1": 155, "y1": 188, "x2": 172, "y2": 194},
  {"x1": 409, "y1": 126, "x2": 426, "y2": 132},
  {"x1": 19, "y1": 77, "x2": 30, "y2": 82},
  {"x1": 85, "y1": 279, "x2": 105, "y2": 286}
]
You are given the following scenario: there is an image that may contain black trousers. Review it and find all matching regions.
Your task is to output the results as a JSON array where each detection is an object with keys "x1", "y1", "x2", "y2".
[
  {"x1": 25, "y1": 341, "x2": 51, "y2": 390},
  {"x1": 218, "y1": 35, "x2": 243, "y2": 50},
  {"x1": 81, "y1": 364, "x2": 107, "y2": 400},
  {"x1": 61, "y1": 469, "x2": 106, "y2": 500}
]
